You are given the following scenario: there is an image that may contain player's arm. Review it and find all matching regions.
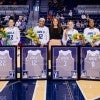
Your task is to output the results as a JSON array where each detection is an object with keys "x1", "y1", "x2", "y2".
[
  {"x1": 15, "y1": 28, "x2": 20, "y2": 45},
  {"x1": 41, "y1": 27, "x2": 50, "y2": 47},
  {"x1": 45, "y1": 27, "x2": 50, "y2": 44},
  {"x1": 62, "y1": 29, "x2": 68, "y2": 45}
]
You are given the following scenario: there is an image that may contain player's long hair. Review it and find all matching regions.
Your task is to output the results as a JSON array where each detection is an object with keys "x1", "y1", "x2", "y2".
[{"x1": 50, "y1": 17, "x2": 62, "y2": 34}]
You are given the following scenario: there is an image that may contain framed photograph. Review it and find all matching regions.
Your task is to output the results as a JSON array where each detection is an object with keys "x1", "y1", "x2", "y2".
[
  {"x1": 0, "y1": 46, "x2": 17, "y2": 80},
  {"x1": 80, "y1": 47, "x2": 100, "y2": 80},
  {"x1": 51, "y1": 46, "x2": 78, "y2": 80},
  {"x1": 20, "y1": 46, "x2": 48, "y2": 80}
]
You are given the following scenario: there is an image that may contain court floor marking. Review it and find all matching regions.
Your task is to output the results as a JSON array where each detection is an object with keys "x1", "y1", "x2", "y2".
[
  {"x1": 32, "y1": 80, "x2": 47, "y2": 100},
  {"x1": 44, "y1": 81, "x2": 47, "y2": 100},
  {"x1": 91, "y1": 96, "x2": 100, "y2": 100},
  {"x1": 0, "y1": 81, "x2": 9, "y2": 92},
  {"x1": 76, "y1": 81, "x2": 100, "y2": 100},
  {"x1": 76, "y1": 81, "x2": 87, "y2": 100},
  {"x1": 65, "y1": 81, "x2": 74, "y2": 100}
]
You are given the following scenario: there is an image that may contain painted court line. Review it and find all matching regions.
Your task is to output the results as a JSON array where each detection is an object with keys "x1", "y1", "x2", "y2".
[
  {"x1": 0, "y1": 81, "x2": 9, "y2": 92},
  {"x1": 77, "y1": 80, "x2": 100, "y2": 100},
  {"x1": 65, "y1": 82, "x2": 74, "y2": 100},
  {"x1": 76, "y1": 81, "x2": 87, "y2": 100},
  {"x1": 32, "y1": 80, "x2": 47, "y2": 100}
]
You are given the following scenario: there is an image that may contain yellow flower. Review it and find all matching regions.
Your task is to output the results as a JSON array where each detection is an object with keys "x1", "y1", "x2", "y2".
[
  {"x1": 0, "y1": 28, "x2": 4, "y2": 32},
  {"x1": 0, "y1": 28, "x2": 8, "y2": 38},
  {"x1": 92, "y1": 34, "x2": 100, "y2": 41},
  {"x1": 26, "y1": 28, "x2": 39, "y2": 44},
  {"x1": 72, "y1": 33, "x2": 85, "y2": 41}
]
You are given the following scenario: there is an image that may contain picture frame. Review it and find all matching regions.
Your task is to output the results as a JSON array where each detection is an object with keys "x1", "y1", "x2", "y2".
[
  {"x1": 80, "y1": 47, "x2": 100, "y2": 80},
  {"x1": 0, "y1": 46, "x2": 17, "y2": 81},
  {"x1": 20, "y1": 46, "x2": 48, "y2": 80},
  {"x1": 51, "y1": 46, "x2": 78, "y2": 80}
]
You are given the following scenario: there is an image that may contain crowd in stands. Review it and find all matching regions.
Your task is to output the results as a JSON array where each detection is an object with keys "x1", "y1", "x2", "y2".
[
  {"x1": 35, "y1": 0, "x2": 100, "y2": 48},
  {"x1": 0, "y1": 15, "x2": 27, "y2": 30},
  {"x1": 0, "y1": 14, "x2": 28, "y2": 45},
  {"x1": 0, "y1": 0, "x2": 17, "y2": 5},
  {"x1": 0, "y1": 0, "x2": 27, "y2": 5},
  {"x1": 45, "y1": 0, "x2": 100, "y2": 32}
]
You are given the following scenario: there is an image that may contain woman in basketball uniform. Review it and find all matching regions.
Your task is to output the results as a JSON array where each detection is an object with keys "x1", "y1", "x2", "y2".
[
  {"x1": 83, "y1": 19, "x2": 100, "y2": 46},
  {"x1": 62, "y1": 20, "x2": 78, "y2": 46},
  {"x1": 4, "y1": 18, "x2": 20, "y2": 45}
]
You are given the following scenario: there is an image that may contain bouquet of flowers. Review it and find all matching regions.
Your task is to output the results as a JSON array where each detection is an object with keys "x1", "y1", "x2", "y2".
[
  {"x1": 26, "y1": 28, "x2": 39, "y2": 45},
  {"x1": 72, "y1": 33, "x2": 85, "y2": 41},
  {"x1": 92, "y1": 34, "x2": 100, "y2": 41},
  {"x1": 92, "y1": 34, "x2": 100, "y2": 46},
  {"x1": 0, "y1": 27, "x2": 10, "y2": 45},
  {"x1": 71, "y1": 33, "x2": 86, "y2": 46}
]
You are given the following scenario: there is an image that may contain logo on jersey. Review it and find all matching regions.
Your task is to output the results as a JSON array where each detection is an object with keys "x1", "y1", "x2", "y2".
[
  {"x1": 67, "y1": 34, "x2": 72, "y2": 40},
  {"x1": 39, "y1": 34, "x2": 43, "y2": 39},
  {"x1": 88, "y1": 32, "x2": 94, "y2": 38},
  {"x1": 37, "y1": 31, "x2": 45, "y2": 39},
  {"x1": 8, "y1": 32, "x2": 14, "y2": 40}
]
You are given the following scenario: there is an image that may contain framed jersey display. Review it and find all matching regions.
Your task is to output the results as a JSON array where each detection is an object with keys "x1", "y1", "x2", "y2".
[
  {"x1": 80, "y1": 47, "x2": 100, "y2": 80},
  {"x1": 0, "y1": 46, "x2": 17, "y2": 80},
  {"x1": 51, "y1": 46, "x2": 78, "y2": 80},
  {"x1": 20, "y1": 46, "x2": 48, "y2": 80}
]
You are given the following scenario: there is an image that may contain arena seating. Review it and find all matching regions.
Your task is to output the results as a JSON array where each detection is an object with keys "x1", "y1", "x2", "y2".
[
  {"x1": 40, "y1": 1, "x2": 100, "y2": 32},
  {"x1": 0, "y1": 0, "x2": 100, "y2": 45}
]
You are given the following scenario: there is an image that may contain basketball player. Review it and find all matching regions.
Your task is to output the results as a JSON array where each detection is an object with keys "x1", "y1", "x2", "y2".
[
  {"x1": 83, "y1": 19, "x2": 100, "y2": 46},
  {"x1": 5, "y1": 18, "x2": 20, "y2": 45},
  {"x1": 34, "y1": 18, "x2": 50, "y2": 46},
  {"x1": 62, "y1": 20, "x2": 78, "y2": 45}
]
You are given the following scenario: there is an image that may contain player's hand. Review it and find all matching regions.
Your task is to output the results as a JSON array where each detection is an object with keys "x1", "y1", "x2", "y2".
[
  {"x1": 41, "y1": 44, "x2": 46, "y2": 47},
  {"x1": 2, "y1": 38, "x2": 6, "y2": 41}
]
